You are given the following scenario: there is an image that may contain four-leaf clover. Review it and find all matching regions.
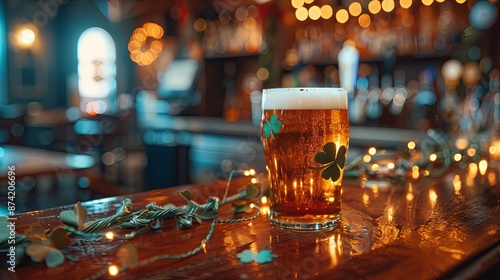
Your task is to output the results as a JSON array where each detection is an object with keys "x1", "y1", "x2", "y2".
[
  {"x1": 262, "y1": 114, "x2": 282, "y2": 140},
  {"x1": 309, "y1": 142, "x2": 347, "y2": 182}
]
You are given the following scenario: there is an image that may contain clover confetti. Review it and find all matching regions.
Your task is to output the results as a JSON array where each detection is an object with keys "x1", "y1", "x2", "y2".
[
  {"x1": 25, "y1": 225, "x2": 72, "y2": 268},
  {"x1": 309, "y1": 142, "x2": 347, "y2": 182},
  {"x1": 237, "y1": 249, "x2": 278, "y2": 264},
  {"x1": 263, "y1": 113, "x2": 282, "y2": 140}
]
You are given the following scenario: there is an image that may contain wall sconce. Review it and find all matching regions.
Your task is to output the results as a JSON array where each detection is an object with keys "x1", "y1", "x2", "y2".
[{"x1": 12, "y1": 24, "x2": 37, "y2": 49}]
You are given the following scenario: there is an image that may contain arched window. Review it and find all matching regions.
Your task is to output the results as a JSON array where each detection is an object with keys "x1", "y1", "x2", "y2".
[{"x1": 77, "y1": 27, "x2": 116, "y2": 114}]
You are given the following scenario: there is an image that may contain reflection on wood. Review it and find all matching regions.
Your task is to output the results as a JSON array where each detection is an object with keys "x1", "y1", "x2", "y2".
[{"x1": 3, "y1": 167, "x2": 499, "y2": 280}]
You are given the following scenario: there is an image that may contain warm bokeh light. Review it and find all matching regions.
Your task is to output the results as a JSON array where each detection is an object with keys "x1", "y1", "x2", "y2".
[
  {"x1": 429, "y1": 189, "x2": 437, "y2": 208},
  {"x1": 488, "y1": 172, "x2": 497, "y2": 186},
  {"x1": 456, "y1": 0, "x2": 466, "y2": 3},
  {"x1": 467, "y1": 148, "x2": 476, "y2": 157},
  {"x1": 194, "y1": 18, "x2": 207, "y2": 32},
  {"x1": 358, "y1": 14, "x2": 371, "y2": 28},
  {"x1": 320, "y1": 5, "x2": 333, "y2": 19},
  {"x1": 453, "y1": 175, "x2": 462, "y2": 195},
  {"x1": 108, "y1": 265, "x2": 119, "y2": 276},
  {"x1": 387, "y1": 162, "x2": 395, "y2": 170},
  {"x1": 468, "y1": 162, "x2": 478, "y2": 178},
  {"x1": 422, "y1": 0, "x2": 434, "y2": 6},
  {"x1": 363, "y1": 155, "x2": 372, "y2": 162},
  {"x1": 455, "y1": 137, "x2": 469, "y2": 150},
  {"x1": 19, "y1": 28, "x2": 35, "y2": 46},
  {"x1": 400, "y1": 0, "x2": 413, "y2": 9},
  {"x1": 348, "y1": 2, "x2": 362, "y2": 17},
  {"x1": 368, "y1": 147, "x2": 377, "y2": 155},
  {"x1": 129, "y1": 22, "x2": 164, "y2": 66},
  {"x1": 295, "y1": 6, "x2": 308, "y2": 21},
  {"x1": 336, "y1": 9, "x2": 349, "y2": 23},
  {"x1": 309, "y1": 5, "x2": 321, "y2": 20},
  {"x1": 478, "y1": 159, "x2": 488, "y2": 175},
  {"x1": 381, "y1": 0, "x2": 395, "y2": 12},
  {"x1": 291, "y1": 0, "x2": 304, "y2": 8},
  {"x1": 406, "y1": 193, "x2": 414, "y2": 201},
  {"x1": 436, "y1": 0, "x2": 444, "y2": 2},
  {"x1": 304, "y1": 0, "x2": 314, "y2": 4},
  {"x1": 429, "y1": 153, "x2": 437, "y2": 162},
  {"x1": 407, "y1": 141, "x2": 416, "y2": 150},
  {"x1": 368, "y1": 0, "x2": 382, "y2": 14},
  {"x1": 257, "y1": 67, "x2": 269, "y2": 81},
  {"x1": 14, "y1": 25, "x2": 37, "y2": 49},
  {"x1": 454, "y1": 154, "x2": 462, "y2": 162}
]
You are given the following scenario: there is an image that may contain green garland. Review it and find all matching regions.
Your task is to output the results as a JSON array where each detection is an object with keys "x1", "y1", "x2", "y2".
[{"x1": 0, "y1": 170, "x2": 264, "y2": 279}]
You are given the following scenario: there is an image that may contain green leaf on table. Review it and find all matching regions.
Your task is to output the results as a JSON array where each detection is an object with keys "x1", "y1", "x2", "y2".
[
  {"x1": 180, "y1": 190, "x2": 192, "y2": 201},
  {"x1": 309, "y1": 142, "x2": 347, "y2": 182},
  {"x1": 59, "y1": 211, "x2": 79, "y2": 228},
  {"x1": 45, "y1": 248, "x2": 65, "y2": 268},
  {"x1": 75, "y1": 202, "x2": 88, "y2": 228},
  {"x1": 59, "y1": 201, "x2": 87, "y2": 229},
  {"x1": 262, "y1": 114, "x2": 282, "y2": 140},
  {"x1": 25, "y1": 225, "x2": 48, "y2": 242},
  {"x1": 26, "y1": 243, "x2": 65, "y2": 268},
  {"x1": 117, "y1": 243, "x2": 138, "y2": 268},
  {"x1": 232, "y1": 199, "x2": 253, "y2": 214},
  {"x1": 49, "y1": 228, "x2": 72, "y2": 249},
  {"x1": 244, "y1": 184, "x2": 258, "y2": 200},
  {"x1": 26, "y1": 243, "x2": 50, "y2": 262}
]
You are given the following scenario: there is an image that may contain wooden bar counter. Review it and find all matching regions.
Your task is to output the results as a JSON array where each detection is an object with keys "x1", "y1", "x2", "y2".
[{"x1": 2, "y1": 166, "x2": 499, "y2": 280}]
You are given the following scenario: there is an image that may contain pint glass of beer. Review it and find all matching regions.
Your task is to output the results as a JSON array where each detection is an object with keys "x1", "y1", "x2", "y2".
[{"x1": 260, "y1": 88, "x2": 349, "y2": 230}]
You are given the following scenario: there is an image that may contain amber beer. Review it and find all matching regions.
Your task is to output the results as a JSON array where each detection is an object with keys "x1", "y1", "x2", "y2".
[{"x1": 261, "y1": 88, "x2": 349, "y2": 230}]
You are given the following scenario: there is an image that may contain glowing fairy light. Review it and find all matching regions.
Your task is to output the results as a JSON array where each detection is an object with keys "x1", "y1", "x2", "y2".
[
  {"x1": 454, "y1": 154, "x2": 462, "y2": 162},
  {"x1": 429, "y1": 153, "x2": 437, "y2": 162},
  {"x1": 108, "y1": 265, "x2": 119, "y2": 276},
  {"x1": 105, "y1": 231, "x2": 114, "y2": 240},
  {"x1": 368, "y1": 147, "x2": 377, "y2": 155},
  {"x1": 406, "y1": 193, "x2": 414, "y2": 201},
  {"x1": 261, "y1": 196, "x2": 268, "y2": 204}
]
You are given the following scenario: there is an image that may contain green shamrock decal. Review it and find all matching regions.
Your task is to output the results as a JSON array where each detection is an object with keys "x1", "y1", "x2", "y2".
[
  {"x1": 309, "y1": 142, "x2": 347, "y2": 182},
  {"x1": 263, "y1": 113, "x2": 282, "y2": 140},
  {"x1": 237, "y1": 249, "x2": 278, "y2": 264}
]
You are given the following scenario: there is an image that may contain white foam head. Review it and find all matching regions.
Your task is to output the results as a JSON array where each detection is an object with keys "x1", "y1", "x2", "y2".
[{"x1": 262, "y1": 88, "x2": 348, "y2": 110}]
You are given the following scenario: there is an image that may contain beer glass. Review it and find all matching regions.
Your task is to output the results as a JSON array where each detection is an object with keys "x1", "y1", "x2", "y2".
[{"x1": 260, "y1": 88, "x2": 349, "y2": 230}]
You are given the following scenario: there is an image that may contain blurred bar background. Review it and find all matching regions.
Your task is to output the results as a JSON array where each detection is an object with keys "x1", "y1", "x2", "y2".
[{"x1": 0, "y1": 0, "x2": 499, "y2": 212}]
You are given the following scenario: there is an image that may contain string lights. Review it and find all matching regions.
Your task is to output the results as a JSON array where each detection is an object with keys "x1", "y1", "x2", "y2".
[
  {"x1": 291, "y1": 0, "x2": 470, "y2": 24},
  {"x1": 0, "y1": 170, "x2": 265, "y2": 279},
  {"x1": 347, "y1": 128, "x2": 498, "y2": 182}
]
